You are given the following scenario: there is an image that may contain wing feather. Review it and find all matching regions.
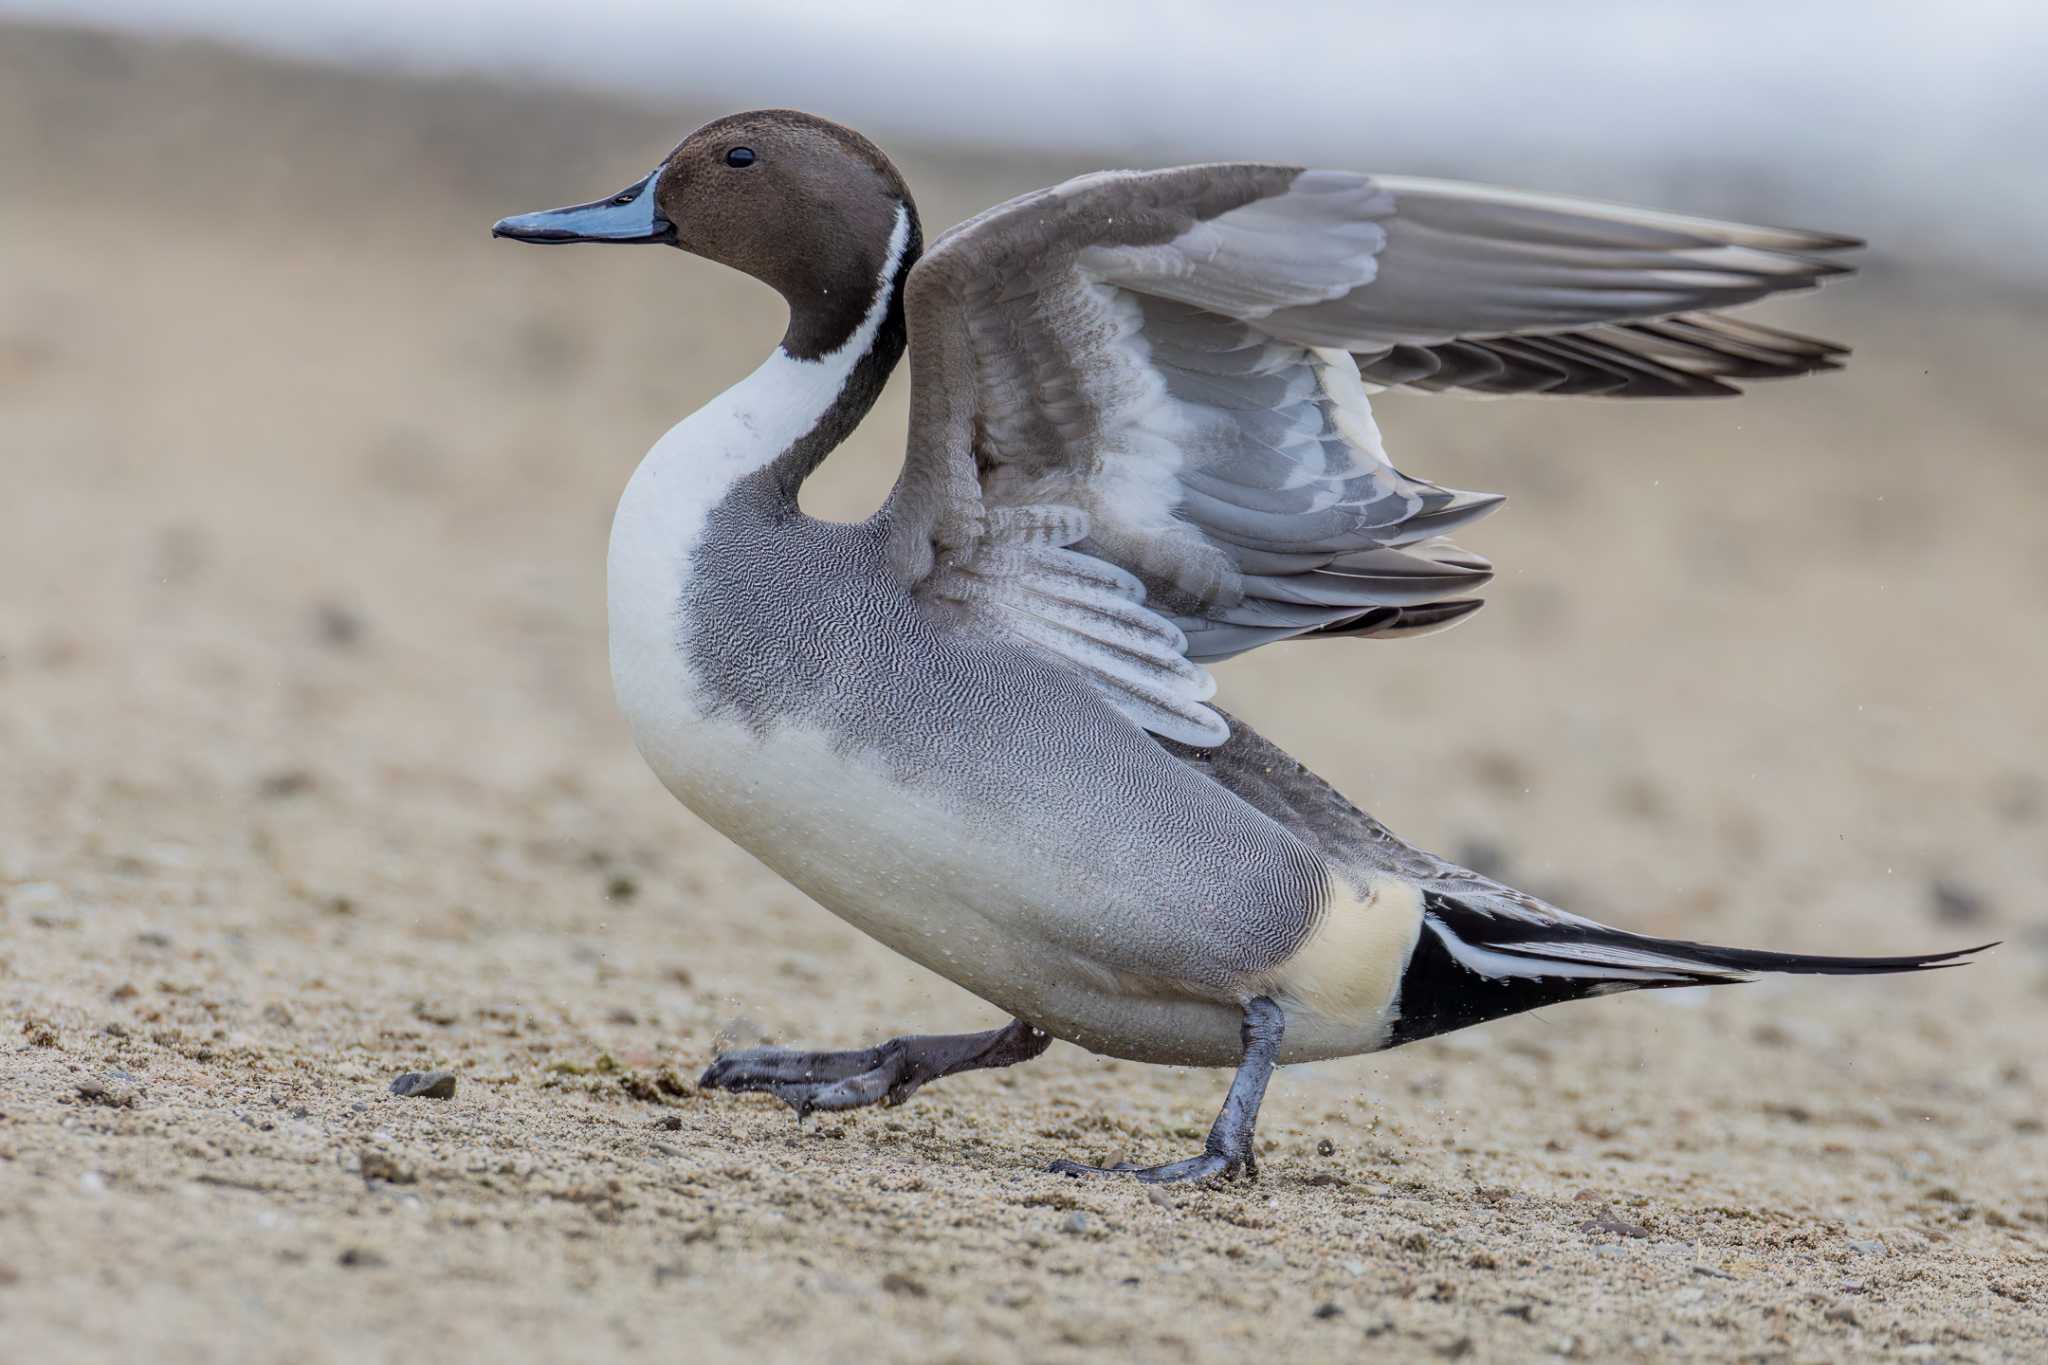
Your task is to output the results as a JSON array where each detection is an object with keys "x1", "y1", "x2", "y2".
[{"x1": 886, "y1": 164, "x2": 1855, "y2": 743}]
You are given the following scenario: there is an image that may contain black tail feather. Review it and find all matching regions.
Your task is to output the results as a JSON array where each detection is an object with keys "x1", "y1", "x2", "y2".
[
  {"x1": 1424, "y1": 890, "x2": 1995, "y2": 979},
  {"x1": 1383, "y1": 890, "x2": 1995, "y2": 1048},
  {"x1": 1628, "y1": 939, "x2": 1998, "y2": 977}
]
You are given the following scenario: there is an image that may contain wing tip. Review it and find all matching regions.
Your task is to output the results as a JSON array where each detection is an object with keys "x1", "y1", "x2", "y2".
[
  {"x1": 1314, "y1": 598, "x2": 1488, "y2": 643},
  {"x1": 1797, "y1": 229, "x2": 1866, "y2": 253}
]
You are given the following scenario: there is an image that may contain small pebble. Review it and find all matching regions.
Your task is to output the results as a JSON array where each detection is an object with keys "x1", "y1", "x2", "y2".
[
  {"x1": 1313, "y1": 1303, "x2": 1343, "y2": 1320},
  {"x1": 389, "y1": 1070, "x2": 456, "y2": 1100},
  {"x1": 1060, "y1": 1211, "x2": 1090, "y2": 1236},
  {"x1": 77, "y1": 1078, "x2": 139, "y2": 1109},
  {"x1": 357, "y1": 1152, "x2": 415, "y2": 1185},
  {"x1": 1576, "y1": 1209, "x2": 1652, "y2": 1239},
  {"x1": 1316, "y1": 1138, "x2": 1336, "y2": 1157},
  {"x1": 1847, "y1": 1238, "x2": 1886, "y2": 1256},
  {"x1": 337, "y1": 1247, "x2": 386, "y2": 1268},
  {"x1": 881, "y1": 1271, "x2": 928, "y2": 1297}
]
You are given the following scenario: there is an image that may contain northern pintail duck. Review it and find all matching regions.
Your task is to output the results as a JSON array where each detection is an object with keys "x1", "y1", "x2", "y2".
[{"x1": 494, "y1": 111, "x2": 1988, "y2": 1183}]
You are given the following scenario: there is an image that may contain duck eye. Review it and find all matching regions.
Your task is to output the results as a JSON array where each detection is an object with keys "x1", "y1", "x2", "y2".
[
  {"x1": 724, "y1": 147, "x2": 757, "y2": 168},
  {"x1": 610, "y1": 192, "x2": 635, "y2": 205}
]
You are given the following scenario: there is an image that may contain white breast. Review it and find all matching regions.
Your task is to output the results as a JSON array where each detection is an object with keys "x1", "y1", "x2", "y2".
[
  {"x1": 606, "y1": 205, "x2": 912, "y2": 758},
  {"x1": 600, "y1": 205, "x2": 1064, "y2": 993}
]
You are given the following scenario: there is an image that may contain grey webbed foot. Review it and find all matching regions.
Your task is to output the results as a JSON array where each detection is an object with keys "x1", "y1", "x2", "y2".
[
  {"x1": 699, "y1": 1018, "x2": 1050, "y2": 1120},
  {"x1": 1044, "y1": 1148, "x2": 1257, "y2": 1184},
  {"x1": 1049, "y1": 996, "x2": 1284, "y2": 1185}
]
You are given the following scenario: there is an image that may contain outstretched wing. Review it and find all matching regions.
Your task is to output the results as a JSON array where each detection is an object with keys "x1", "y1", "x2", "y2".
[{"x1": 884, "y1": 164, "x2": 1854, "y2": 746}]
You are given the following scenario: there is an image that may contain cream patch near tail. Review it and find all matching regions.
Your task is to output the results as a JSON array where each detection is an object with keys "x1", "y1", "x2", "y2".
[{"x1": 1250, "y1": 872, "x2": 1425, "y2": 1062}]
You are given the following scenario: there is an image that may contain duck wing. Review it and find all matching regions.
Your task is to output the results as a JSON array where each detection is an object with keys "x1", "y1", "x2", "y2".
[{"x1": 885, "y1": 164, "x2": 1854, "y2": 747}]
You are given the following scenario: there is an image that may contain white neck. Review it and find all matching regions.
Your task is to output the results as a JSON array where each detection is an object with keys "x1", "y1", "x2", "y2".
[{"x1": 605, "y1": 203, "x2": 912, "y2": 728}]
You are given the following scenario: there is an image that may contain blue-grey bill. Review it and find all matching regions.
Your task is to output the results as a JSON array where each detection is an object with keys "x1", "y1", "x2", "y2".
[{"x1": 492, "y1": 169, "x2": 674, "y2": 244}]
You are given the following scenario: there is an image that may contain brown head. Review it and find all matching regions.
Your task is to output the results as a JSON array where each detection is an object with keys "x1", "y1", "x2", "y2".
[{"x1": 494, "y1": 110, "x2": 920, "y2": 359}]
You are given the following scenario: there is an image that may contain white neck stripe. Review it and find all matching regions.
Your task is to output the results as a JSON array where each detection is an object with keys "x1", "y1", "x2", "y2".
[
  {"x1": 783, "y1": 201, "x2": 913, "y2": 367},
  {"x1": 607, "y1": 200, "x2": 916, "y2": 695}
]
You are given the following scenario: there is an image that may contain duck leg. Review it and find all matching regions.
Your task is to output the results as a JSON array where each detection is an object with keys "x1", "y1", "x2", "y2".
[
  {"x1": 1049, "y1": 996, "x2": 1285, "y2": 1185},
  {"x1": 699, "y1": 1018, "x2": 1051, "y2": 1120}
]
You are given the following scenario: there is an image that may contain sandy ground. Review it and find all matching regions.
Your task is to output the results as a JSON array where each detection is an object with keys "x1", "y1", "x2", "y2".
[{"x1": 3, "y1": 24, "x2": 2046, "y2": 1365}]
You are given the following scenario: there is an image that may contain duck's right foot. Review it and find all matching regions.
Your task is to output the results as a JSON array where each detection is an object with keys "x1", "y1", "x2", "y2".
[
  {"x1": 698, "y1": 1017, "x2": 1050, "y2": 1119},
  {"x1": 1046, "y1": 1148, "x2": 1254, "y2": 1184},
  {"x1": 1047, "y1": 996, "x2": 1284, "y2": 1186}
]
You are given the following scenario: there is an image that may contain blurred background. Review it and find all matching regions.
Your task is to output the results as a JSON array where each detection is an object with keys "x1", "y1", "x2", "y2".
[{"x1": 3, "y1": 6, "x2": 2044, "y2": 1363}]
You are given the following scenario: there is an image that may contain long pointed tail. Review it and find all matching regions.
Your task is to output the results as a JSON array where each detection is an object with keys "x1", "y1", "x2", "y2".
[
  {"x1": 1425, "y1": 890, "x2": 1995, "y2": 984},
  {"x1": 1386, "y1": 889, "x2": 1995, "y2": 1046}
]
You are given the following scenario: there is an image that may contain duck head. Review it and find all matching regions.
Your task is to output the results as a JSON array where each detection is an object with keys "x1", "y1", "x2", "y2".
[{"x1": 494, "y1": 110, "x2": 919, "y2": 360}]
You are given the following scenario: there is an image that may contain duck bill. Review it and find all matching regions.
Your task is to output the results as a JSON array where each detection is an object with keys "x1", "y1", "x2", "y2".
[{"x1": 492, "y1": 170, "x2": 675, "y2": 245}]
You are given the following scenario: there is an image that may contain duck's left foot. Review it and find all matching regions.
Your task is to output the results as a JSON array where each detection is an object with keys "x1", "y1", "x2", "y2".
[
  {"x1": 1048, "y1": 996, "x2": 1283, "y2": 1186},
  {"x1": 699, "y1": 1017, "x2": 1050, "y2": 1120}
]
